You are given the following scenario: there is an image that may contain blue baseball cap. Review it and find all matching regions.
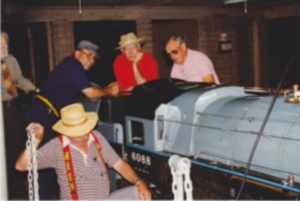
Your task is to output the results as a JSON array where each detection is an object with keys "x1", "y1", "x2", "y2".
[{"x1": 77, "y1": 40, "x2": 99, "y2": 58}]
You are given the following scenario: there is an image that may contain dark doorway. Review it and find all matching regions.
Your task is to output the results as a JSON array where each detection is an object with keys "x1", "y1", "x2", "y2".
[
  {"x1": 268, "y1": 16, "x2": 300, "y2": 88},
  {"x1": 153, "y1": 20, "x2": 198, "y2": 78},
  {"x1": 74, "y1": 21, "x2": 136, "y2": 87},
  {"x1": 1, "y1": 22, "x2": 49, "y2": 88},
  {"x1": 237, "y1": 19, "x2": 254, "y2": 87}
]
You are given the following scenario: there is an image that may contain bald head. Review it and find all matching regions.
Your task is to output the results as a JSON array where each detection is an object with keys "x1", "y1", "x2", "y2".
[{"x1": 1, "y1": 31, "x2": 9, "y2": 59}]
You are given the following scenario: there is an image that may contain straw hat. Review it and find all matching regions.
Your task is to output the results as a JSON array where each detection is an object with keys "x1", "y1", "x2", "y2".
[
  {"x1": 116, "y1": 32, "x2": 145, "y2": 49},
  {"x1": 52, "y1": 103, "x2": 98, "y2": 137}
]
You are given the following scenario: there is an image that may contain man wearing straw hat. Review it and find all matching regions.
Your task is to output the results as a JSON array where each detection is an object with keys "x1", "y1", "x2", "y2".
[
  {"x1": 16, "y1": 103, "x2": 151, "y2": 200},
  {"x1": 114, "y1": 32, "x2": 159, "y2": 91},
  {"x1": 26, "y1": 40, "x2": 120, "y2": 199}
]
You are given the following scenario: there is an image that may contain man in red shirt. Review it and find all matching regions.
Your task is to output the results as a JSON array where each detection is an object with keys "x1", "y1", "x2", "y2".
[{"x1": 113, "y1": 32, "x2": 159, "y2": 91}]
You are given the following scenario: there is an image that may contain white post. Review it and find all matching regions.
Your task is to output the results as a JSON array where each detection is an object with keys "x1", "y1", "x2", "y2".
[{"x1": 0, "y1": 103, "x2": 8, "y2": 199}]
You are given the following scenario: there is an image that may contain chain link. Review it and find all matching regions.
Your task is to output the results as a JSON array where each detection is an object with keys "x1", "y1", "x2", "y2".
[
  {"x1": 169, "y1": 155, "x2": 193, "y2": 201},
  {"x1": 26, "y1": 129, "x2": 39, "y2": 201}
]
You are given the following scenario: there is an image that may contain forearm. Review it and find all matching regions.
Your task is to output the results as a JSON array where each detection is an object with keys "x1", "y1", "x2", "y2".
[
  {"x1": 17, "y1": 76, "x2": 36, "y2": 92},
  {"x1": 202, "y1": 74, "x2": 216, "y2": 84},
  {"x1": 113, "y1": 159, "x2": 141, "y2": 185},
  {"x1": 114, "y1": 159, "x2": 152, "y2": 200},
  {"x1": 15, "y1": 140, "x2": 41, "y2": 171},
  {"x1": 15, "y1": 150, "x2": 30, "y2": 171},
  {"x1": 133, "y1": 64, "x2": 146, "y2": 85},
  {"x1": 123, "y1": 86, "x2": 134, "y2": 91},
  {"x1": 82, "y1": 86, "x2": 109, "y2": 99}
]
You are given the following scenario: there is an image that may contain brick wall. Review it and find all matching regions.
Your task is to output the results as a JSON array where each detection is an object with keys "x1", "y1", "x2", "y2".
[
  {"x1": 198, "y1": 17, "x2": 240, "y2": 85},
  {"x1": 3, "y1": 4, "x2": 300, "y2": 86},
  {"x1": 50, "y1": 16, "x2": 255, "y2": 86},
  {"x1": 5, "y1": 6, "x2": 276, "y2": 86},
  {"x1": 52, "y1": 18, "x2": 155, "y2": 66},
  {"x1": 52, "y1": 19, "x2": 75, "y2": 65},
  {"x1": 136, "y1": 18, "x2": 154, "y2": 54}
]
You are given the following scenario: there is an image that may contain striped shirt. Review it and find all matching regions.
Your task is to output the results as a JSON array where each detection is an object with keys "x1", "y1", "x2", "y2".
[{"x1": 37, "y1": 130, "x2": 121, "y2": 200}]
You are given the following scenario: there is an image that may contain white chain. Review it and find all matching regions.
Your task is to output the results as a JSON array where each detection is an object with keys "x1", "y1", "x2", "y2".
[
  {"x1": 182, "y1": 160, "x2": 193, "y2": 201},
  {"x1": 26, "y1": 129, "x2": 39, "y2": 201},
  {"x1": 170, "y1": 163, "x2": 179, "y2": 200},
  {"x1": 169, "y1": 155, "x2": 184, "y2": 200},
  {"x1": 169, "y1": 155, "x2": 193, "y2": 201}
]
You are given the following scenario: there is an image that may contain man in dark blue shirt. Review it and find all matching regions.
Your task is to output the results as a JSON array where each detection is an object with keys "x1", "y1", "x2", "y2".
[{"x1": 26, "y1": 40, "x2": 119, "y2": 199}]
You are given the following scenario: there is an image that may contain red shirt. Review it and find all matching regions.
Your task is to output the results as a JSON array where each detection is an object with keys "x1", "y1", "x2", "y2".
[{"x1": 113, "y1": 52, "x2": 159, "y2": 91}]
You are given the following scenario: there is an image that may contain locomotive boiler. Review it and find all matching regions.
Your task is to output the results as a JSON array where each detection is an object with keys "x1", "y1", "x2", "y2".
[{"x1": 80, "y1": 78, "x2": 300, "y2": 200}]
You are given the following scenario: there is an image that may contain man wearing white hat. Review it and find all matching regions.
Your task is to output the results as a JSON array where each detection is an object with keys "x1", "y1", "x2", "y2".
[
  {"x1": 113, "y1": 32, "x2": 159, "y2": 91},
  {"x1": 16, "y1": 103, "x2": 151, "y2": 200}
]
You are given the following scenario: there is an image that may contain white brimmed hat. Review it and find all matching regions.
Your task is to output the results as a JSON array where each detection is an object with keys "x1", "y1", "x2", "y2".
[
  {"x1": 116, "y1": 32, "x2": 145, "y2": 49},
  {"x1": 52, "y1": 103, "x2": 98, "y2": 137}
]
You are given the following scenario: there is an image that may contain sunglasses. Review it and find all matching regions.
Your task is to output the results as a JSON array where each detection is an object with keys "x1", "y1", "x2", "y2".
[
  {"x1": 80, "y1": 50, "x2": 97, "y2": 60},
  {"x1": 167, "y1": 50, "x2": 179, "y2": 56},
  {"x1": 166, "y1": 46, "x2": 180, "y2": 57}
]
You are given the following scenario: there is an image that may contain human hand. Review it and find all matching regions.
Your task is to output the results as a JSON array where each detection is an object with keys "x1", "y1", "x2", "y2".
[
  {"x1": 107, "y1": 82, "x2": 120, "y2": 96},
  {"x1": 34, "y1": 87, "x2": 40, "y2": 93},
  {"x1": 26, "y1": 123, "x2": 44, "y2": 141},
  {"x1": 137, "y1": 182, "x2": 152, "y2": 201},
  {"x1": 133, "y1": 52, "x2": 143, "y2": 65}
]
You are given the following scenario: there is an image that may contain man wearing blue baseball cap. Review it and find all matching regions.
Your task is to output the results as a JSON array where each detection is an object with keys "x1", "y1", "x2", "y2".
[
  {"x1": 26, "y1": 40, "x2": 120, "y2": 199},
  {"x1": 77, "y1": 40, "x2": 100, "y2": 58}
]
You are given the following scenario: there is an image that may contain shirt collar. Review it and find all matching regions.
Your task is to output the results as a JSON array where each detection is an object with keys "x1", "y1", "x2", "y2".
[{"x1": 61, "y1": 133, "x2": 95, "y2": 148}]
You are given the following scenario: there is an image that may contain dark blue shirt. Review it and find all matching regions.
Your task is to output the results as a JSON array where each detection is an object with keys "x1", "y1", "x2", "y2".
[
  {"x1": 26, "y1": 56, "x2": 92, "y2": 140},
  {"x1": 40, "y1": 56, "x2": 91, "y2": 108}
]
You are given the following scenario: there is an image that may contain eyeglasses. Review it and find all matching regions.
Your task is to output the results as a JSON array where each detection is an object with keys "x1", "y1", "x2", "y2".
[
  {"x1": 167, "y1": 49, "x2": 179, "y2": 56},
  {"x1": 166, "y1": 46, "x2": 181, "y2": 57},
  {"x1": 80, "y1": 50, "x2": 97, "y2": 60}
]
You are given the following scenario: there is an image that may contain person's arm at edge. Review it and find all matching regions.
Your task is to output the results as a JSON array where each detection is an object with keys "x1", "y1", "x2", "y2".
[
  {"x1": 82, "y1": 82, "x2": 120, "y2": 99},
  {"x1": 11, "y1": 55, "x2": 36, "y2": 92},
  {"x1": 123, "y1": 86, "x2": 134, "y2": 91},
  {"x1": 82, "y1": 86, "x2": 109, "y2": 99},
  {"x1": 15, "y1": 123, "x2": 44, "y2": 171},
  {"x1": 133, "y1": 52, "x2": 147, "y2": 85},
  {"x1": 113, "y1": 159, "x2": 152, "y2": 200},
  {"x1": 202, "y1": 74, "x2": 216, "y2": 84}
]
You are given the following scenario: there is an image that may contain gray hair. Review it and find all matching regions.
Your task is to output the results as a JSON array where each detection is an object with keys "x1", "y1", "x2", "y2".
[{"x1": 165, "y1": 35, "x2": 185, "y2": 46}]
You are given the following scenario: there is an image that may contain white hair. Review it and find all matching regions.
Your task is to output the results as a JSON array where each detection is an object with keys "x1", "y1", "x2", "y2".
[{"x1": 1, "y1": 31, "x2": 9, "y2": 43}]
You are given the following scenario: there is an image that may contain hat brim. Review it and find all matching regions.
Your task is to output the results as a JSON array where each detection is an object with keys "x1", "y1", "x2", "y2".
[
  {"x1": 80, "y1": 48, "x2": 100, "y2": 59},
  {"x1": 115, "y1": 37, "x2": 146, "y2": 50},
  {"x1": 52, "y1": 112, "x2": 98, "y2": 137},
  {"x1": 89, "y1": 50, "x2": 100, "y2": 59}
]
